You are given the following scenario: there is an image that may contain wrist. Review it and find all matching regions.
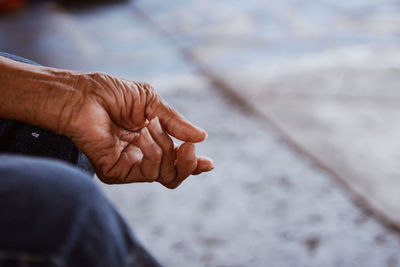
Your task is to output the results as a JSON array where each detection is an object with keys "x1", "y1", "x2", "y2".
[
  {"x1": 38, "y1": 68, "x2": 84, "y2": 136},
  {"x1": 0, "y1": 56, "x2": 83, "y2": 136}
]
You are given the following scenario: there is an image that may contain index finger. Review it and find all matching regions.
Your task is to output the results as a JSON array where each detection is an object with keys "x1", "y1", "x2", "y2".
[{"x1": 145, "y1": 92, "x2": 207, "y2": 143}]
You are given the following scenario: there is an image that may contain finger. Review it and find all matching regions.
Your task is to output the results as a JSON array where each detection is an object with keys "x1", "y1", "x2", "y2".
[
  {"x1": 98, "y1": 144, "x2": 143, "y2": 184},
  {"x1": 145, "y1": 93, "x2": 207, "y2": 143},
  {"x1": 131, "y1": 82, "x2": 147, "y2": 128},
  {"x1": 114, "y1": 145, "x2": 144, "y2": 183},
  {"x1": 192, "y1": 156, "x2": 214, "y2": 175},
  {"x1": 136, "y1": 127, "x2": 162, "y2": 181},
  {"x1": 147, "y1": 117, "x2": 177, "y2": 184},
  {"x1": 164, "y1": 142, "x2": 197, "y2": 189}
]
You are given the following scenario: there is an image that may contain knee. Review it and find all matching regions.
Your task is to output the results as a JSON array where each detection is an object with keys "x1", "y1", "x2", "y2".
[
  {"x1": 0, "y1": 154, "x2": 97, "y2": 204},
  {"x1": 0, "y1": 155, "x2": 159, "y2": 267},
  {"x1": 0, "y1": 155, "x2": 104, "y2": 252}
]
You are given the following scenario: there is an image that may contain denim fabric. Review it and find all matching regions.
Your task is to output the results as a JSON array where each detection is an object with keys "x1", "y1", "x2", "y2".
[
  {"x1": 0, "y1": 155, "x2": 161, "y2": 267},
  {"x1": 0, "y1": 52, "x2": 94, "y2": 175},
  {"x1": 0, "y1": 53, "x2": 162, "y2": 266}
]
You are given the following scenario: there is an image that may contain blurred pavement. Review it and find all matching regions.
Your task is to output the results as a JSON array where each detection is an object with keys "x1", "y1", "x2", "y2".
[
  {"x1": 133, "y1": 0, "x2": 400, "y2": 227},
  {"x1": 1, "y1": 1, "x2": 400, "y2": 266}
]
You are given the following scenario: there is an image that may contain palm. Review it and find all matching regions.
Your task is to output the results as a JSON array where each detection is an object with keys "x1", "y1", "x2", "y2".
[{"x1": 71, "y1": 103, "x2": 144, "y2": 184}]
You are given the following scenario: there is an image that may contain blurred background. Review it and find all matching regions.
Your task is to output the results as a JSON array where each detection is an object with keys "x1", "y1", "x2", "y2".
[{"x1": 1, "y1": 0, "x2": 400, "y2": 266}]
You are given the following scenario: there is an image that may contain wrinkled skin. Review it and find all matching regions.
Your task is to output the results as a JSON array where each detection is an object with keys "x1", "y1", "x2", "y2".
[{"x1": 66, "y1": 72, "x2": 214, "y2": 188}]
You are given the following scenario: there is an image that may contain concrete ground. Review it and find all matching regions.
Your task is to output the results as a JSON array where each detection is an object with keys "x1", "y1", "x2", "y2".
[
  {"x1": 1, "y1": 1, "x2": 400, "y2": 266},
  {"x1": 132, "y1": 0, "x2": 400, "y2": 226}
]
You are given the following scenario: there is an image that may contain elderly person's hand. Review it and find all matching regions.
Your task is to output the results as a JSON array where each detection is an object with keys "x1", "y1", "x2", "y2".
[
  {"x1": 66, "y1": 73, "x2": 214, "y2": 187},
  {"x1": 0, "y1": 56, "x2": 213, "y2": 188}
]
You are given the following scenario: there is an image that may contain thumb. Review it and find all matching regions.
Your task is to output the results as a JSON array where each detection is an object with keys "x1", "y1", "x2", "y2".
[{"x1": 146, "y1": 97, "x2": 207, "y2": 143}]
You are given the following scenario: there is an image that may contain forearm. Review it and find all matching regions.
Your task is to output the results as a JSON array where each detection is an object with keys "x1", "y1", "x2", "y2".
[{"x1": 0, "y1": 55, "x2": 81, "y2": 135}]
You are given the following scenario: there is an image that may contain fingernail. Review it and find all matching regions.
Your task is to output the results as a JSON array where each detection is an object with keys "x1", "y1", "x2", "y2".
[
  {"x1": 205, "y1": 158, "x2": 214, "y2": 171},
  {"x1": 206, "y1": 165, "x2": 215, "y2": 171},
  {"x1": 202, "y1": 131, "x2": 208, "y2": 141},
  {"x1": 150, "y1": 117, "x2": 163, "y2": 135},
  {"x1": 197, "y1": 128, "x2": 208, "y2": 141}
]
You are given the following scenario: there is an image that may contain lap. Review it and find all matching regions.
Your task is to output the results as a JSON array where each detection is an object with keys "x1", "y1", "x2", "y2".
[
  {"x1": 0, "y1": 155, "x2": 101, "y2": 263},
  {"x1": 0, "y1": 155, "x2": 161, "y2": 267}
]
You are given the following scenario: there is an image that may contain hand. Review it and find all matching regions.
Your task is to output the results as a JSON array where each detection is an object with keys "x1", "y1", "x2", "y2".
[{"x1": 63, "y1": 72, "x2": 213, "y2": 187}]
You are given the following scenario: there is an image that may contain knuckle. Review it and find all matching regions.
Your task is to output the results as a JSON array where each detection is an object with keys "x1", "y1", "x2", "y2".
[
  {"x1": 145, "y1": 174, "x2": 158, "y2": 183},
  {"x1": 160, "y1": 175, "x2": 175, "y2": 184},
  {"x1": 136, "y1": 82, "x2": 156, "y2": 97},
  {"x1": 154, "y1": 147, "x2": 163, "y2": 159},
  {"x1": 161, "y1": 168, "x2": 176, "y2": 183},
  {"x1": 90, "y1": 71, "x2": 109, "y2": 82},
  {"x1": 145, "y1": 149, "x2": 162, "y2": 164},
  {"x1": 149, "y1": 145, "x2": 163, "y2": 160},
  {"x1": 163, "y1": 138, "x2": 174, "y2": 151},
  {"x1": 96, "y1": 71, "x2": 108, "y2": 78},
  {"x1": 144, "y1": 143, "x2": 163, "y2": 160},
  {"x1": 141, "y1": 82, "x2": 155, "y2": 92},
  {"x1": 164, "y1": 183, "x2": 178, "y2": 190},
  {"x1": 99, "y1": 165, "x2": 124, "y2": 184},
  {"x1": 141, "y1": 164, "x2": 160, "y2": 182},
  {"x1": 98, "y1": 172, "x2": 120, "y2": 185},
  {"x1": 163, "y1": 176, "x2": 187, "y2": 189}
]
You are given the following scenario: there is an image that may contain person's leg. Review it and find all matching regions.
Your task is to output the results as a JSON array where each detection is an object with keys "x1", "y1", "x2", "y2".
[
  {"x1": 0, "y1": 155, "x2": 161, "y2": 267},
  {"x1": 0, "y1": 52, "x2": 93, "y2": 174}
]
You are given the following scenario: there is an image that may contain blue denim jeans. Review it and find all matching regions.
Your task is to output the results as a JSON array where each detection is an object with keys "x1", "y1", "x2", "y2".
[{"x1": 0, "y1": 52, "x2": 162, "y2": 267}]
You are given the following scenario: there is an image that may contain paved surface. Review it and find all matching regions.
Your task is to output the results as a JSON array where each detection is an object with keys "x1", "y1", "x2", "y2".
[
  {"x1": 1, "y1": 1, "x2": 400, "y2": 266},
  {"x1": 99, "y1": 84, "x2": 400, "y2": 267},
  {"x1": 133, "y1": 0, "x2": 400, "y2": 226}
]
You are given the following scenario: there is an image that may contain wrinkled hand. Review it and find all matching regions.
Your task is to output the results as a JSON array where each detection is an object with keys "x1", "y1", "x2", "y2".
[{"x1": 65, "y1": 72, "x2": 214, "y2": 188}]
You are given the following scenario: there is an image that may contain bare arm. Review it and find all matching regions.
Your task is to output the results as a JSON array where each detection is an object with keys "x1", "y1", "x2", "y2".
[
  {"x1": 0, "y1": 56, "x2": 81, "y2": 134},
  {"x1": 0, "y1": 55, "x2": 214, "y2": 188}
]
